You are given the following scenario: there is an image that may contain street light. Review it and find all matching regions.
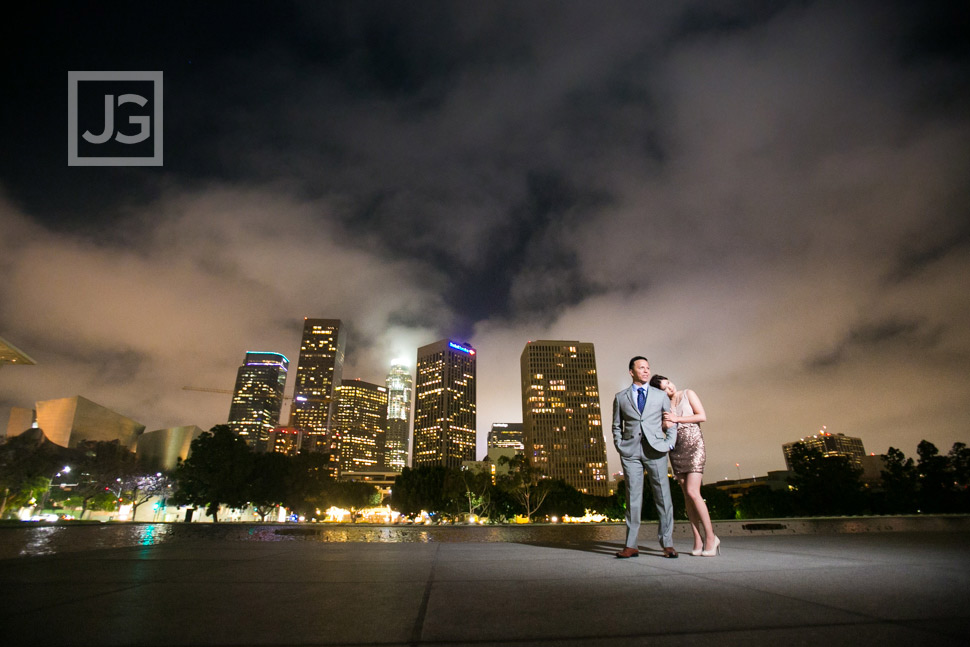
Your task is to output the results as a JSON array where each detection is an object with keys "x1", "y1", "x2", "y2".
[{"x1": 38, "y1": 466, "x2": 71, "y2": 516}]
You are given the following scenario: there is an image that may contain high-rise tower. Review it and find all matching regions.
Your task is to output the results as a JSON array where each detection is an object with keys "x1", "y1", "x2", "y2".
[
  {"x1": 228, "y1": 351, "x2": 289, "y2": 449},
  {"x1": 385, "y1": 363, "x2": 412, "y2": 472},
  {"x1": 334, "y1": 379, "x2": 388, "y2": 474},
  {"x1": 290, "y1": 318, "x2": 346, "y2": 452},
  {"x1": 487, "y1": 422, "x2": 524, "y2": 451},
  {"x1": 520, "y1": 340, "x2": 609, "y2": 495},
  {"x1": 412, "y1": 340, "x2": 477, "y2": 469}
]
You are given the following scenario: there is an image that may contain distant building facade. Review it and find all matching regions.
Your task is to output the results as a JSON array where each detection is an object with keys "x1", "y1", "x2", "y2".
[
  {"x1": 520, "y1": 340, "x2": 610, "y2": 496},
  {"x1": 412, "y1": 340, "x2": 477, "y2": 469},
  {"x1": 5, "y1": 406, "x2": 35, "y2": 438},
  {"x1": 9, "y1": 396, "x2": 145, "y2": 449},
  {"x1": 487, "y1": 422, "x2": 524, "y2": 452},
  {"x1": 290, "y1": 318, "x2": 346, "y2": 453},
  {"x1": 135, "y1": 426, "x2": 205, "y2": 471},
  {"x1": 384, "y1": 363, "x2": 412, "y2": 472},
  {"x1": 783, "y1": 429, "x2": 866, "y2": 470},
  {"x1": 227, "y1": 351, "x2": 289, "y2": 450},
  {"x1": 334, "y1": 380, "x2": 388, "y2": 474},
  {"x1": 267, "y1": 426, "x2": 304, "y2": 456},
  {"x1": 0, "y1": 336, "x2": 36, "y2": 368}
]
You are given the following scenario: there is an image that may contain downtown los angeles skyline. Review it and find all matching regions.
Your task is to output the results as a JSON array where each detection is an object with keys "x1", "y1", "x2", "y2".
[{"x1": 1, "y1": 2, "x2": 969, "y2": 482}]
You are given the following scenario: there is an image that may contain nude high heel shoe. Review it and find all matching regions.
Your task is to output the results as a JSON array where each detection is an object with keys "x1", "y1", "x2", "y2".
[{"x1": 701, "y1": 536, "x2": 720, "y2": 557}]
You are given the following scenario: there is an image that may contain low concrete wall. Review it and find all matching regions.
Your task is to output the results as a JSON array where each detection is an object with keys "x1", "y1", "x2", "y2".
[{"x1": 693, "y1": 515, "x2": 970, "y2": 536}]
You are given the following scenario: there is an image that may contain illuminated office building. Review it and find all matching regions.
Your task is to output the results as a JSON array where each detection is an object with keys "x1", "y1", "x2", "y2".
[
  {"x1": 334, "y1": 380, "x2": 388, "y2": 474},
  {"x1": 783, "y1": 428, "x2": 866, "y2": 470},
  {"x1": 385, "y1": 363, "x2": 412, "y2": 472},
  {"x1": 227, "y1": 351, "x2": 288, "y2": 449},
  {"x1": 412, "y1": 340, "x2": 477, "y2": 468},
  {"x1": 267, "y1": 427, "x2": 304, "y2": 456},
  {"x1": 520, "y1": 340, "x2": 610, "y2": 496},
  {"x1": 290, "y1": 318, "x2": 346, "y2": 452},
  {"x1": 487, "y1": 422, "x2": 524, "y2": 452}
]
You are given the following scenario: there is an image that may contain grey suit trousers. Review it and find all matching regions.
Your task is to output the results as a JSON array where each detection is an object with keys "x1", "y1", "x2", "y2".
[{"x1": 621, "y1": 443, "x2": 674, "y2": 548}]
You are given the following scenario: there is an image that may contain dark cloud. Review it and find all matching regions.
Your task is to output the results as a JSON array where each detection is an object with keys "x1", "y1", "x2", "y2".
[
  {"x1": 883, "y1": 215, "x2": 970, "y2": 284},
  {"x1": 808, "y1": 318, "x2": 945, "y2": 369},
  {"x1": 2, "y1": 1, "x2": 970, "y2": 479}
]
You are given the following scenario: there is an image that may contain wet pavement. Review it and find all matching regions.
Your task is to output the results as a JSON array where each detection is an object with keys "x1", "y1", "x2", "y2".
[{"x1": 0, "y1": 523, "x2": 968, "y2": 646}]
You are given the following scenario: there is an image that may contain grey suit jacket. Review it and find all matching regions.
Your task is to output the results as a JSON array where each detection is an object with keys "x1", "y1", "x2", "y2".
[{"x1": 612, "y1": 385, "x2": 675, "y2": 457}]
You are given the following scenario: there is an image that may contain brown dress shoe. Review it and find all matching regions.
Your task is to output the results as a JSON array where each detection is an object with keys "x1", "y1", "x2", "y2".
[
  {"x1": 662, "y1": 546, "x2": 679, "y2": 558},
  {"x1": 615, "y1": 547, "x2": 640, "y2": 558}
]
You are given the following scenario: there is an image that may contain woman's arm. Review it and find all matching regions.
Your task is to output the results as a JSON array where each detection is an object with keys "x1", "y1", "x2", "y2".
[{"x1": 665, "y1": 389, "x2": 707, "y2": 424}]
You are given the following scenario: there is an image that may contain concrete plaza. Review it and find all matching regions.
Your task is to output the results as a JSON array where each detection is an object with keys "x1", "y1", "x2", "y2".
[{"x1": 0, "y1": 526, "x2": 968, "y2": 646}]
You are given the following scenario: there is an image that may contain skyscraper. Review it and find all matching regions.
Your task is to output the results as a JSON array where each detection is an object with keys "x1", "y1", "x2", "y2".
[
  {"x1": 487, "y1": 422, "x2": 524, "y2": 451},
  {"x1": 227, "y1": 351, "x2": 289, "y2": 449},
  {"x1": 334, "y1": 379, "x2": 388, "y2": 474},
  {"x1": 385, "y1": 363, "x2": 413, "y2": 472},
  {"x1": 412, "y1": 340, "x2": 477, "y2": 469},
  {"x1": 520, "y1": 340, "x2": 610, "y2": 495},
  {"x1": 290, "y1": 318, "x2": 346, "y2": 452}
]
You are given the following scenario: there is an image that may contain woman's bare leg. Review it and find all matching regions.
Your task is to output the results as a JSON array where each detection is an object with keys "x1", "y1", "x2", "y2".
[
  {"x1": 682, "y1": 472, "x2": 716, "y2": 550},
  {"x1": 677, "y1": 475, "x2": 704, "y2": 552}
]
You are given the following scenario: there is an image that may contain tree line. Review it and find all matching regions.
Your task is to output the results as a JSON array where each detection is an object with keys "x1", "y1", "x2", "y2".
[
  {"x1": 2, "y1": 425, "x2": 966, "y2": 522},
  {"x1": 172, "y1": 425, "x2": 380, "y2": 521},
  {"x1": 0, "y1": 429, "x2": 171, "y2": 520},
  {"x1": 735, "y1": 440, "x2": 970, "y2": 518}
]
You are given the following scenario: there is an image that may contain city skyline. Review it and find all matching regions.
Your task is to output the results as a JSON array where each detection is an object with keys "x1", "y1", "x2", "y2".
[{"x1": 1, "y1": 3, "x2": 968, "y2": 483}]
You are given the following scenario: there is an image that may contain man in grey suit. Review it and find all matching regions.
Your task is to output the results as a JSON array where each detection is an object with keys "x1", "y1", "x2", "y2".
[{"x1": 612, "y1": 356, "x2": 678, "y2": 558}]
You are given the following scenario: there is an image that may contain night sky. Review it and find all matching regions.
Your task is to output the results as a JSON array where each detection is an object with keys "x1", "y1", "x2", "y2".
[{"x1": 2, "y1": 1, "x2": 968, "y2": 482}]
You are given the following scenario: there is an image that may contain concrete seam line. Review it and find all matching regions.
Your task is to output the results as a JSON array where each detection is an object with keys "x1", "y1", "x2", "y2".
[{"x1": 409, "y1": 542, "x2": 439, "y2": 646}]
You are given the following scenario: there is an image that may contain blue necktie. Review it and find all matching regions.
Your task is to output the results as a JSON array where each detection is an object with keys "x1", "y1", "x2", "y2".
[{"x1": 637, "y1": 387, "x2": 646, "y2": 413}]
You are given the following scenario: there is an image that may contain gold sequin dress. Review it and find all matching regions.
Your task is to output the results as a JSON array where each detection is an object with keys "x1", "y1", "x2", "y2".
[{"x1": 668, "y1": 390, "x2": 706, "y2": 476}]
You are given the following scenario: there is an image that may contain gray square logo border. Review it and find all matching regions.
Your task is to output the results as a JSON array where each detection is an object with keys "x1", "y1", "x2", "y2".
[{"x1": 68, "y1": 71, "x2": 163, "y2": 167}]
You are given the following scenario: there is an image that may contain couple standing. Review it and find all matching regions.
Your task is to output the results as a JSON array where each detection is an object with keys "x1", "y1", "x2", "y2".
[{"x1": 612, "y1": 356, "x2": 719, "y2": 558}]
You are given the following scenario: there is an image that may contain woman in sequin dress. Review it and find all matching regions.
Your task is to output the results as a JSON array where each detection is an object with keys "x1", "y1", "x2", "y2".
[{"x1": 649, "y1": 374, "x2": 719, "y2": 556}]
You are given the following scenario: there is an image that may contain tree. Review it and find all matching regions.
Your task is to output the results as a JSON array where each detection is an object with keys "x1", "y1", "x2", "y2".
[
  {"x1": 736, "y1": 486, "x2": 794, "y2": 519},
  {"x1": 391, "y1": 466, "x2": 461, "y2": 517},
  {"x1": 247, "y1": 452, "x2": 292, "y2": 521},
  {"x1": 496, "y1": 455, "x2": 551, "y2": 521},
  {"x1": 916, "y1": 440, "x2": 954, "y2": 513},
  {"x1": 0, "y1": 431, "x2": 70, "y2": 517},
  {"x1": 877, "y1": 446, "x2": 918, "y2": 514},
  {"x1": 119, "y1": 471, "x2": 174, "y2": 520},
  {"x1": 457, "y1": 467, "x2": 492, "y2": 520},
  {"x1": 536, "y1": 479, "x2": 585, "y2": 519},
  {"x1": 787, "y1": 444, "x2": 865, "y2": 516},
  {"x1": 71, "y1": 440, "x2": 138, "y2": 520},
  {"x1": 948, "y1": 442, "x2": 970, "y2": 512},
  {"x1": 949, "y1": 442, "x2": 970, "y2": 488},
  {"x1": 172, "y1": 425, "x2": 254, "y2": 521},
  {"x1": 282, "y1": 451, "x2": 336, "y2": 518},
  {"x1": 701, "y1": 484, "x2": 737, "y2": 520}
]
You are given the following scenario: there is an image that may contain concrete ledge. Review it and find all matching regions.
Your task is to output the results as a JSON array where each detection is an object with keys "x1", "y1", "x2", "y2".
[{"x1": 702, "y1": 515, "x2": 970, "y2": 536}]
